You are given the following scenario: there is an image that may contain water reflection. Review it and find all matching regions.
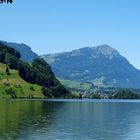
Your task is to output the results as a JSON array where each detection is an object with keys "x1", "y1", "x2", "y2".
[
  {"x1": 0, "y1": 100, "x2": 140, "y2": 140},
  {"x1": 0, "y1": 100, "x2": 63, "y2": 139}
]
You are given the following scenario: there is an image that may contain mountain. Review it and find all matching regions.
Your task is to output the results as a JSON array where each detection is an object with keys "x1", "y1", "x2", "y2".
[
  {"x1": 0, "y1": 41, "x2": 38, "y2": 61},
  {"x1": 0, "y1": 42, "x2": 69, "y2": 98},
  {"x1": 40, "y1": 45, "x2": 140, "y2": 89}
]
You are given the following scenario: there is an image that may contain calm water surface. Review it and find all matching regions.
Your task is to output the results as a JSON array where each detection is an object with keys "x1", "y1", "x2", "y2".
[{"x1": 0, "y1": 99, "x2": 140, "y2": 140}]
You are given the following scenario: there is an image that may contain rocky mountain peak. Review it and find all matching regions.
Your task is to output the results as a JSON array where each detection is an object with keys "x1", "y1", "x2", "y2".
[{"x1": 94, "y1": 45, "x2": 119, "y2": 56}]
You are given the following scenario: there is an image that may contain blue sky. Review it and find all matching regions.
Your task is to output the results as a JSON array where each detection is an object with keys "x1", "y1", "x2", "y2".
[{"x1": 0, "y1": 0, "x2": 140, "y2": 69}]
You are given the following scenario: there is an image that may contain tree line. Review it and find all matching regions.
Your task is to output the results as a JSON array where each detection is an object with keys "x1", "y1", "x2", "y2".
[
  {"x1": 109, "y1": 90, "x2": 139, "y2": 99},
  {"x1": 0, "y1": 0, "x2": 13, "y2": 4}
]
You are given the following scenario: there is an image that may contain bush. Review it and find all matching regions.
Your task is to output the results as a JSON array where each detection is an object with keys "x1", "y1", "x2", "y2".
[
  {"x1": 92, "y1": 93, "x2": 101, "y2": 99},
  {"x1": 5, "y1": 88, "x2": 17, "y2": 98},
  {"x1": 1, "y1": 73, "x2": 4, "y2": 75},
  {"x1": 71, "y1": 93, "x2": 82, "y2": 99},
  {"x1": 41, "y1": 87, "x2": 53, "y2": 98},
  {"x1": 30, "y1": 86, "x2": 35, "y2": 91}
]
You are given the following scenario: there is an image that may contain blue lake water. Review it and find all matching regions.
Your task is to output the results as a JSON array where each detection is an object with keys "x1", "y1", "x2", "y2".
[{"x1": 0, "y1": 99, "x2": 140, "y2": 140}]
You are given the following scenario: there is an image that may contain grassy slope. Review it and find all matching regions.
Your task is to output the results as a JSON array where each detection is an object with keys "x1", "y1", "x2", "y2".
[
  {"x1": 58, "y1": 77, "x2": 111, "y2": 95},
  {"x1": 58, "y1": 78, "x2": 91, "y2": 90},
  {"x1": 0, "y1": 63, "x2": 44, "y2": 98},
  {"x1": 58, "y1": 76, "x2": 109, "y2": 91}
]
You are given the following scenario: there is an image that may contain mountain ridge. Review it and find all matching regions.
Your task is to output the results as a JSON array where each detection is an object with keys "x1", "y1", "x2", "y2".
[
  {"x1": 40, "y1": 45, "x2": 140, "y2": 89},
  {"x1": 0, "y1": 40, "x2": 38, "y2": 62}
]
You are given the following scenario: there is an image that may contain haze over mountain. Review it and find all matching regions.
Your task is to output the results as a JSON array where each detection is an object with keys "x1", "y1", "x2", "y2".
[
  {"x1": 40, "y1": 45, "x2": 140, "y2": 89},
  {"x1": 0, "y1": 41, "x2": 38, "y2": 62}
]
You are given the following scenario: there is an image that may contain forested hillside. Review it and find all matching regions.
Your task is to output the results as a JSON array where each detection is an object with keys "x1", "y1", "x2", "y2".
[{"x1": 0, "y1": 43, "x2": 69, "y2": 98}]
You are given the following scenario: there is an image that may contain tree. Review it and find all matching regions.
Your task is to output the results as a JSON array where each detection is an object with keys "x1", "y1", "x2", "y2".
[
  {"x1": 92, "y1": 93, "x2": 101, "y2": 99},
  {"x1": 41, "y1": 87, "x2": 53, "y2": 98},
  {"x1": 0, "y1": 0, "x2": 13, "y2": 3},
  {"x1": 79, "y1": 93, "x2": 82, "y2": 99},
  {"x1": 6, "y1": 66, "x2": 10, "y2": 75}
]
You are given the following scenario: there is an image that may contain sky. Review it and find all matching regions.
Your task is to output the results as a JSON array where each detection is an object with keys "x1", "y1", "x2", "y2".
[{"x1": 0, "y1": 0, "x2": 140, "y2": 69}]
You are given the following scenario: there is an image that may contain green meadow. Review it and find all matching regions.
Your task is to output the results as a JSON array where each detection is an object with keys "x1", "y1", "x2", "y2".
[{"x1": 0, "y1": 63, "x2": 44, "y2": 98}]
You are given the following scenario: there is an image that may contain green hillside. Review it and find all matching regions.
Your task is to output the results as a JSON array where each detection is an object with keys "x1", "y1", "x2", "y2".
[
  {"x1": 0, "y1": 63, "x2": 44, "y2": 98},
  {"x1": 58, "y1": 78, "x2": 91, "y2": 90},
  {"x1": 0, "y1": 42, "x2": 69, "y2": 98}
]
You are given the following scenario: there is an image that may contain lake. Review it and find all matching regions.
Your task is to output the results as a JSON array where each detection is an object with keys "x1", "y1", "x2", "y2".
[{"x1": 0, "y1": 99, "x2": 140, "y2": 140}]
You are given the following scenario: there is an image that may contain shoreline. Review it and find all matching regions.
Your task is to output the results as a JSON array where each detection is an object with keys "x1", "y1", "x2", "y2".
[{"x1": 2, "y1": 98, "x2": 140, "y2": 103}]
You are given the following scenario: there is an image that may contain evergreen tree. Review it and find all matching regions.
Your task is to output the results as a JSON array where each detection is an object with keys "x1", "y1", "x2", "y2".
[
  {"x1": 0, "y1": 0, "x2": 13, "y2": 3},
  {"x1": 6, "y1": 66, "x2": 10, "y2": 75}
]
